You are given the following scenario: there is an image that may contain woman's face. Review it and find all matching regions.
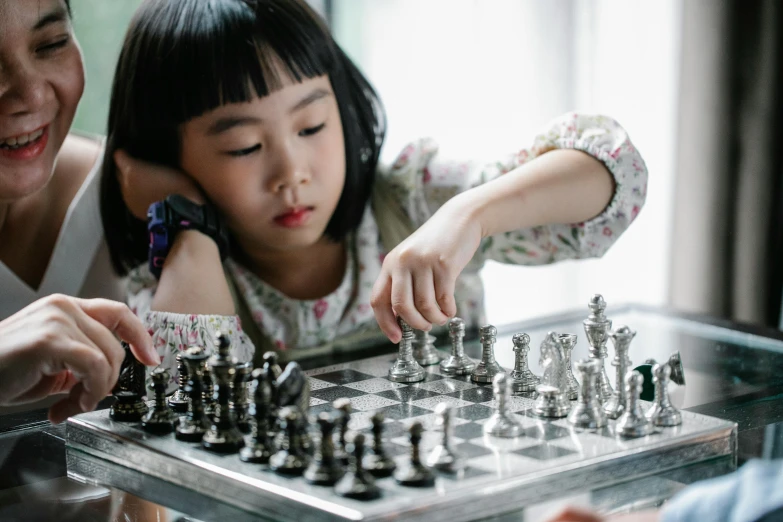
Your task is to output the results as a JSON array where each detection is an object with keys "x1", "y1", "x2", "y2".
[
  {"x1": 0, "y1": 0, "x2": 84, "y2": 202},
  {"x1": 179, "y1": 72, "x2": 346, "y2": 256}
]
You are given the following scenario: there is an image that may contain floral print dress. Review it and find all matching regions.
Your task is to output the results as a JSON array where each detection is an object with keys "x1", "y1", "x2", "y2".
[{"x1": 127, "y1": 112, "x2": 648, "y2": 380}]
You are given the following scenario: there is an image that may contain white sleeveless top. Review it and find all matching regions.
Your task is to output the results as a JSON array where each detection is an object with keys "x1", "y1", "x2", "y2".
[{"x1": 0, "y1": 144, "x2": 124, "y2": 321}]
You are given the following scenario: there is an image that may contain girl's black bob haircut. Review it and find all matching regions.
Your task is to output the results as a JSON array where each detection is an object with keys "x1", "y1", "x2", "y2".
[{"x1": 100, "y1": 0, "x2": 386, "y2": 275}]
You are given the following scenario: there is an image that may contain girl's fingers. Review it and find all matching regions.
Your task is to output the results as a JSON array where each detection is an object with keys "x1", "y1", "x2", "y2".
[
  {"x1": 390, "y1": 270, "x2": 430, "y2": 331},
  {"x1": 433, "y1": 268, "x2": 457, "y2": 318},
  {"x1": 370, "y1": 275, "x2": 401, "y2": 343},
  {"x1": 411, "y1": 269, "x2": 450, "y2": 326}
]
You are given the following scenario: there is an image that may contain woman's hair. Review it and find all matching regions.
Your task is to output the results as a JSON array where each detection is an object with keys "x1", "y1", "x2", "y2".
[{"x1": 100, "y1": 0, "x2": 386, "y2": 275}]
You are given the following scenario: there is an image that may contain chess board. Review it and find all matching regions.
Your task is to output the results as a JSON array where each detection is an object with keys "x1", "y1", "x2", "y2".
[{"x1": 65, "y1": 352, "x2": 737, "y2": 522}]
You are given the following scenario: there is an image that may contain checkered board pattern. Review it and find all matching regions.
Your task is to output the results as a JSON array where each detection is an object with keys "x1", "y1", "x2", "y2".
[{"x1": 66, "y1": 353, "x2": 737, "y2": 522}]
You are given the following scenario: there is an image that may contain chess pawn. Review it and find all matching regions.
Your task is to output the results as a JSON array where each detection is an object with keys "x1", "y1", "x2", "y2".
[
  {"x1": 142, "y1": 368, "x2": 177, "y2": 434},
  {"x1": 332, "y1": 398, "x2": 352, "y2": 464},
  {"x1": 364, "y1": 412, "x2": 396, "y2": 477},
  {"x1": 167, "y1": 352, "x2": 190, "y2": 413},
  {"x1": 427, "y1": 403, "x2": 465, "y2": 472},
  {"x1": 304, "y1": 412, "x2": 344, "y2": 485},
  {"x1": 646, "y1": 363, "x2": 682, "y2": 427},
  {"x1": 604, "y1": 326, "x2": 635, "y2": 419},
  {"x1": 269, "y1": 406, "x2": 310, "y2": 475},
  {"x1": 439, "y1": 317, "x2": 476, "y2": 376},
  {"x1": 262, "y1": 351, "x2": 284, "y2": 380},
  {"x1": 202, "y1": 333, "x2": 244, "y2": 453},
  {"x1": 558, "y1": 333, "x2": 580, "y2": 400},
  {"x1": 583, "y1": 294, "x2": 614, "y2": 402},
  {"x1": 388, "y1": 316, "x2": 426, "y2": 383},
  {"x1": 567, "y1": 359, "x2": 607, "y2": 429},
  {"x1": 412, "y1": 327, "x2": 441, "y2": 366},
  {"x1": 393, "y1": 421, "x2": 435, "y2": 487},
  {"x1": 200, "y1": 356, "x2": 216, "y2": 419},
  {"x1": 231, "y1": 361, "x2": 253, "y2": 434},
  {"x1": 471, "y1": 325, "x2": 504, "y2": 384},
  {"x1": 334, "y1": 432, "x2": 381, "y2": 500},
  {"x1": 176, "y1": 347, "x2": 211, "y2": 442},
  {"x1": 616, "y1": 370, "x2": 653, "y2": 438},
  {"x1": 484, "y1": 373, "x2": 524, "y2": 437},
  {"x1": 509, "y1": 333, "x2": 540, "y2": 394},
  {"x1": 240, "y1": 368, "x2": 275, "y2": 464}
]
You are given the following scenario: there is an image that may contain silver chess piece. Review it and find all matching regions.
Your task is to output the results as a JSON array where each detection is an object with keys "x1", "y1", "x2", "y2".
[
  {"x1": 559, "y1": 333, "x2": 580, "y2": 400},
  {"x1": 567, "y1": 359, "x2": 607, "y2": 429},
  {"x1": 644, "y1": 352, "x2": 686, "y2": 387},
  {"x1": 484, "y1": 373, "x2": 524, "y2": 437},
  {"x1": 533, "y1": 332, "x2": 571, "y2": 418},
  {"x1": 439, "y1": 317, "x2": 476, "y2": 375},
  {"x1": 427, "y1": 403, "x2": 465, "y2": 472},
  {"x1": 604, "y1": 326, "x2": 635, "y2": 419},
  {"x1": 388, "y1": 317, "x2": 426, "y2": 383},
  {"x1": 412, "y1": 328, "x2": 441, "y2": 366},
  {"x1": 583, "y1": 294, "x2": 614, "y2": 402},
  {"x1": 509, "y1": 333, "x2": 540, "y2": 394},
  {"x1": 167, "y1": 352, "x2": 190, "y2": 413},
  {"x1": 471, "y1": 325, "x2": 504, "y2": 384},
  {"x1": 616, "y1": 370, "x2": 653, "y2": 438},
  {"x1": 646, "y1": 363, "x2": 682, "y2": 427}
]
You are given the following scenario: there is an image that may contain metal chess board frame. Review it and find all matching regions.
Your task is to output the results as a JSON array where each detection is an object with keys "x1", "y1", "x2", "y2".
[{"x1": 65, "y1": 354, "x2": 737, "y2": 522}]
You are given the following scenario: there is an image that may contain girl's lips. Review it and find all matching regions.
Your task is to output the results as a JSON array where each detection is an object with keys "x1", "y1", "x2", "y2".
[
  {"x1": 0, "y1": 126, "x2": 49, "y2": 161},
  {"x1": 273, "y1": 207, "x2": 313, "y2": 228}
]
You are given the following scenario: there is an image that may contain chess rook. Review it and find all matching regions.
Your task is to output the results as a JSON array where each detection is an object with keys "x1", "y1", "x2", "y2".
[
  {"x1": 426, "y1": 403, "x2": 465, "y2": 472},
  {"x1": 393, "y1": 421, "x2": 435, "y2": 487},
  {"x1": 364, "y1": 412, "x2": 396, "y2": 477},
  {"x1": 583, "y1": 294, "x2": 614, "y2": 402},
  {"x1": 176, "y1": 347, "x2": 211, "y2": 442},
  {"x1": 388, "y1": 317, "x2": 426, "y2": 383},
  {"x1": 567, "y1": 359, "x2": 607, "y2": 429},
  {"x1": 509, "y1": 333, "x2": 539, "y2": 394},
  {"x1": 201, "y1": 333, "x2": 245, "y2": 453},
  {"x1": 304, "y1": 412, "x2": 344, "y2": 485},
  {"x1": 240, "y1": 368, "x2": 275, "y2": 464},
  {"x1": 559, "y1": 333, "x2": 579, "y2": 400},
  {"x1": 439, "y1": 317, "x2": 476, "y2": 375},
  {"x1": 616, "y1": 370, "x2": 653, "y2": 438},
  {"x1": 335, "y1": 432, "x2": 381, "y2": 500},
  {"x1": 142, "y1": 368, "x2": 177, "y2": 434},
  {"x1": 167, "y1": 352, "x2": 190, "y2": 413},
  {"x1": 471, "y1": 325, "x2": 504, "y2": 384},
  {"x1": 604, "y1": 326, "x2": 635, "y2": 419},
  {"x1": 646, "y1": 363, "x2": 682, "y2": 427},
  {"x1": 412, "y1": 328, "x2": 441, "y2": 366},
  {"x1": 484, "y1": 373, "x2": 524, "y2": 437}
]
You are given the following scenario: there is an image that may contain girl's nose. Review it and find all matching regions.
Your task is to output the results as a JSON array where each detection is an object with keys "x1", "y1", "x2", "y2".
[
  {"x1": 266, "y1": 148, "x2": 311, "y2": 193},
  {"x1": 0, "y1": 61, "x2": 49, "y2": 116}
]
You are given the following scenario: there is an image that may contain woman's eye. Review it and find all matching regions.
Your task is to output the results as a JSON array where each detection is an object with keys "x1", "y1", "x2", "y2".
[
  {"x1": 37, "y1": 37, "x2": 70, "y2": 54},
  {"x1": 226, "y1": 144, "x2": 261, "y2": 157},
  {"x1": 299, "y1": 123, "x2": 325, "y2": 137}
]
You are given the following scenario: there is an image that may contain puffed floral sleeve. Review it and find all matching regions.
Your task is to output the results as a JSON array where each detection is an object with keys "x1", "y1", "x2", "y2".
[
  {"x1": 374, "y1": 112, "x2": 648, "y2": 266},
  {"x1": 126, "y1": 265, "x2": 255, "y2": 390}
]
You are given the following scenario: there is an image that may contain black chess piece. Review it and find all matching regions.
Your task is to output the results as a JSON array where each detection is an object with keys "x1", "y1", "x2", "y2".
[
  {"x1": 240, "y1": 368, "x2": 275, "y2": 464},
  {"x1": 334, "y1": 432, "x2": 381, "y2": 500},
  {"x1": 263, "y1": 355, "x2": 281, "y2": 439},
  {"x1": 393, "y1": 421, "x2": 435, "y2": 487},
  {"x1": 202, "y1": 332, "x2": 245, "y2": 453},
  {"x1": 304, "y1": 412, "x2": 344, "y2": 485},
  {"x1": 275, "y1": 362, "x2": 312, "y2": 454},
  {"x1": 269, "y1": 407, "x2": 310, "y2": 475},
  {"x1": 232, "y1": 361, "x2": 253, "y2": 434},
  {"x1": 167, "y1": 352, "x2": 190, "y2": 413},
  {"x1": 332, "y1": 398, "x2": 352, "y2": 464},
  {"x1": 142, "y1": 368, "x2": 177, "y2": 434},
  {"x1": 110, "y1": 342, "x2": 148, "y2": 422},
  {"x1": 176, "y1": 347, "x2": 211, "y2": 442},
  {"x1": 263, "y1": 352, "x2": 283, "y2": 380},
  {"x1": 363, "y1": 412, "x2": 396, "y2": 478}
]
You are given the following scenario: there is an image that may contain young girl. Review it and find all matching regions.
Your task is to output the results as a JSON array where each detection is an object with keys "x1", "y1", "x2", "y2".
[{"x1": 101, "y1": 0, "x2": 647, "y2": 376}]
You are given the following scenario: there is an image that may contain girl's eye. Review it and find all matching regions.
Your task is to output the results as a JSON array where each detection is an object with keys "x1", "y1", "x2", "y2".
[
  {"x1": 299, "y1": 123, "x2": 325, "y2": 137},
  {"x1": 37, "y1": 37, "x2": 70, "y2": 54},
  {"x1": 226, "y1": 144, "x2": 261, "y2": 157}
]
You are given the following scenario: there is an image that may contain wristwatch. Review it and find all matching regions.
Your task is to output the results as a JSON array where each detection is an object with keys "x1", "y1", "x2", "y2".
[{"x1": 147, "y1": 194, "x2": 230, "y2": 279}]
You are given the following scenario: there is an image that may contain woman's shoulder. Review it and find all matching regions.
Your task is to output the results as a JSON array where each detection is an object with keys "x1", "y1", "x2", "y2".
[{"x1": 50, "y1": 133, "x2": 103, "y2": 199}]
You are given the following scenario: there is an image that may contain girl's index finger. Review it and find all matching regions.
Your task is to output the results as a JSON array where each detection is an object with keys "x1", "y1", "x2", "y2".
[{"x1": 371, "y1": 275, "x2": 401, "y2": 343}]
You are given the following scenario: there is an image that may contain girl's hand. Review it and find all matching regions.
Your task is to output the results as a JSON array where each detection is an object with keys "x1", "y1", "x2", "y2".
[
  {"x1": 371, "y1": 194, "x2": 483, "y2": 343},
  {"x1": 114, "y1": 149, "x2": 205, "y2": 220}
]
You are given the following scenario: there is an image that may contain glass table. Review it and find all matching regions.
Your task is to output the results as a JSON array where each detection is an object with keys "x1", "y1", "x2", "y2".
[{"x1": 1, "y1": 304, "x2": 781, "y2": 521}]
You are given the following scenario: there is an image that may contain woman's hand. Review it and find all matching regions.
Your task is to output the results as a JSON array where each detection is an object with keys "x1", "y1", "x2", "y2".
[
  {"x1": 114, "y1": 149, "x2": 205, "y2": 220},
  {"x1": 371, "y1": 194, "x2": 483, "y2": 343},
  {"x1": 0, "y1": 295, "x2": 158, "y2": 424}
]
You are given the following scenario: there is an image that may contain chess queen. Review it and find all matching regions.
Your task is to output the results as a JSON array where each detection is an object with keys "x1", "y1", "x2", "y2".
[{"x1": 99, "y1": 0, "x2": 648, "y2": 381}]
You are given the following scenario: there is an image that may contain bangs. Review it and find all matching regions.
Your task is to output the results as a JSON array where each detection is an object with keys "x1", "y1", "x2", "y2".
[{"x1": 125, "y1": 0, "x2": 336, "y2": 129}]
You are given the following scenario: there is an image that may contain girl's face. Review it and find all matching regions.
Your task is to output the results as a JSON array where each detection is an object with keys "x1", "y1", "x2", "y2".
[
  {"x1": 180, "y1": 72, "x2": 346, "y2": 254},
  {"x1": 0, "y1": 0, "x2": 84, "y2": 201}
]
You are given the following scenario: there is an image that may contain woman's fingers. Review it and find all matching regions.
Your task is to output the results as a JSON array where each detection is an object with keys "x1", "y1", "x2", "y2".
[
  {"x1": 75, "y1": 298, "x2": 157, "y2": 365},
  {"x1": 48, "y1": 382, "x2": 90, "y2": 424}
]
